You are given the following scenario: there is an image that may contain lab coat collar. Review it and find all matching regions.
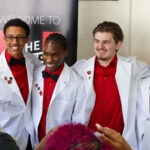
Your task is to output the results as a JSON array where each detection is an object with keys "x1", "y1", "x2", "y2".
[
  {"x1": 49, "y1": 63, "x2": 71, "y2": 107},
  {"x1": 84, "y1": 56, "x2": 95, "y2": 95}
]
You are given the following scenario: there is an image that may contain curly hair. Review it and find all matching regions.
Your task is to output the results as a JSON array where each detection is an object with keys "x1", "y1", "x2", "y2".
[{"x1": 44, "y1": 33, "x2": 67, "y2": 51}]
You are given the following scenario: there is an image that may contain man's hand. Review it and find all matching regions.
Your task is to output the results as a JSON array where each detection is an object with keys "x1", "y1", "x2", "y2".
[{"x1": 95, "y1": 124, "x2": 132, "y2": 150}]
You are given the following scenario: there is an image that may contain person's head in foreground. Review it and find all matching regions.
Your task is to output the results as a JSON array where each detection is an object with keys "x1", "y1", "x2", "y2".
[
  {"x1": 0, "y1": 132, "x2": 19, "y2": 150},
  {"x1": 44, "y1": 123, "x2": 109, "y2": 150}
]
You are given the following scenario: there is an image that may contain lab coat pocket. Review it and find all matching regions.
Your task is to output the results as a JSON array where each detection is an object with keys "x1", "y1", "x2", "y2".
[
  {"x1": 0, "y1": 100, "x2": 25, "y2": 117},
  {"x1": 54, "y1": 100, "x2": 74, "y2": 125},
  {"x1": 141, "y1": 119, "x2": 150, "y2": 150}
]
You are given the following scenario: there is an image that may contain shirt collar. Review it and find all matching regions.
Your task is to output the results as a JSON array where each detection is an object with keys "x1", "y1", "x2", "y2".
[{"x1": 95, "y1": 54, "x2": 117, "y2": 69}]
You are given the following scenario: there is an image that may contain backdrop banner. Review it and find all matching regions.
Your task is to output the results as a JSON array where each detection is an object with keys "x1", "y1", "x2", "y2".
[{"x1": 0, "y1": 0, "x2": 78, "y2": 66}]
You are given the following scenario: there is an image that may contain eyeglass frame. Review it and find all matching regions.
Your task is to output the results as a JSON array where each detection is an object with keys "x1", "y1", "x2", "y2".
[{"x1": 5, "y1": 35, "x2": 27, "y2": 42}]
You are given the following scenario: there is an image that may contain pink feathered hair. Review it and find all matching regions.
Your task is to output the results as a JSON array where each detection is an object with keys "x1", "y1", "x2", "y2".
[{"x1": 44, "y1": 123, "x2": 111, "y2": 150}]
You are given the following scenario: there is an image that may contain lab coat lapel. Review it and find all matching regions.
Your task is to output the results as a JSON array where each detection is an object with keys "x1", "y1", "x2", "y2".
[
  {"x1": 23, "y1": 51, "x2": 34, "y2": 105},
  {"x1": 0, "y1": 50, "x2": 24, "y2": 104},
  {"x1": 49, "y1": 63, "x2": 69, "y2": 107},
  {"x1": 31, "y1": 66, "x2": 44, "y2": 137},
  {"x1": 35, "y1": 66, "x2": 44, "y2": 108},
  {"x1": 116, "y1": 56, "x2": 131, "y2": 126},
  {"x1": 84, "y1": 56, "x2": 95, "y2": 95}
]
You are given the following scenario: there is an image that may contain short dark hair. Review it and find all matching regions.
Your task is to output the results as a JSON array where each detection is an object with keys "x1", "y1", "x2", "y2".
[
  {"x1": 0, "y1": 132, "x2": 19, "y2": 150},
  {"x1": 44, "y1": 33, "x2": 67, "y2": 51},
  {"x1": 93, "y1": 21, "x2": 124, "y2": 43},
  {"x1": 3, "y1": 18, "x2": 30, "y2": 37}
]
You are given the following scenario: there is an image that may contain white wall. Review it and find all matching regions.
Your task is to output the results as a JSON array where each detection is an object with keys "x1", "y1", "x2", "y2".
[
  {"x1": 78, "y1": 0, "x2": 131, "y2": 60},
  {"x1": 78, "y1": 0, "x2": 150, "y2": 64},
  {"x1": 131, "y1": 0, "x2": 150, "y2": 64}
]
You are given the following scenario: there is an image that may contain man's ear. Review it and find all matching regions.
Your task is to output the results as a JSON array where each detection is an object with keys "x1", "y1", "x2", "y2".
[
  {"x1": 25, "y1": 37, "x2": 30, "y2": 43},
  {"x1": 64, "y1": 48, "x2": 68, "y2": 57},
  {"x1": 116, "y1": 41, "x2": 122, "y2": 50}
]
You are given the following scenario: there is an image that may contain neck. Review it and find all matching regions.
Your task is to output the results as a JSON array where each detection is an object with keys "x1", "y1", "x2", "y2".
[
  {"x1": 12, "y1": 54, "x2": 22, "y2": 59},
  {"x1": 7, "y1": 50, "x2": 23, "y2": 59},
  {"x1": 98, "y1": 60, "x2": 111, "y2": 67},
  {"x1": 98, "y1": 56, "x2": 115, "y2": 67}
]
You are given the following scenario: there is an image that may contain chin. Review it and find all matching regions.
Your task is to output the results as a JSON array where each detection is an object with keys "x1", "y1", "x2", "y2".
[
  {"x1": 47, "y1": 68, "x2": 55, "y2": 72},
  {"x1": 97, "y1": 56, "x2": 107, "y2": 61}
]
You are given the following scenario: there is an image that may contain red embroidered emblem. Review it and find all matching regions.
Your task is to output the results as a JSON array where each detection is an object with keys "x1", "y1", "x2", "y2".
[
  {"x1": 87, "y1": 71, "x2": 91, "y2": 75},
  {"x1": 4, "y1": 76, "x2": 13, "y2": 84},
  {"x1": 7, "y1": 80, "x2": 12, "y2": 84},
  {"x1": 39, "y1": 91, "x2": 43, "y2": 96},
  {"x1": 35, "y1": 84, "x2": 38, "y2": 87}
]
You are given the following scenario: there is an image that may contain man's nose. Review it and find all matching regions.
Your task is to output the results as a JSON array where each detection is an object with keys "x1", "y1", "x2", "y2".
[
  {"x1": 11, "y1": 37, "x2": 18, "y2": 43},
  {"x1": 46, "y1": 56, "x2": 53, "y2": 63},
  {"x1": 98, "y1": 42, "x2": 104, "y2": 49}
]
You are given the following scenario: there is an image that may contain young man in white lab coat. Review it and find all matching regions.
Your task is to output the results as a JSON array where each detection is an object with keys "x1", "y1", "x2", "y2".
[
  {"x1": 136, "y1": 66, "x2": 150, "y2": 150},
  {"x1": 32, "y1": 33, "x2": 87, "y2": 146},
  {"x1": 0, "y1": 18, "x2": 41, "y2": 150},
  {"x1": 73, "y1": 21, "x2": 147, "y2": 150}
]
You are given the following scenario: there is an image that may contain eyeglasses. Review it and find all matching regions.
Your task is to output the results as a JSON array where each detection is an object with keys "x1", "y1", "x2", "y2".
[{"x1": 5, "y1": 36, "x2": 26, "y2": 42}]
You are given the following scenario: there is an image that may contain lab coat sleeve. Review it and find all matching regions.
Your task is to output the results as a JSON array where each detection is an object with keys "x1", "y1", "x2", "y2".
[
  {"x1": 127, "y1": 56, "x2": 148, "y2": 80},
  {"x1": 137, "y1": 76, "x2": 150, "y2": 150},
  {"x1": 72, "y1": 59, "x2": 87, "y2": 78}
]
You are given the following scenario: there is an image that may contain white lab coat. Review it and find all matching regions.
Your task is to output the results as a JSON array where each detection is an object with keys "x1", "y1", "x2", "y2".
[
  {"x1": 32, "y1": 63, "x2": 87, "y2": 145},
  {"x1": 0, "y1": 49, "x2": 41, "y2": 150},
  {"x1": 137, "y1": 66, "x2": 150, "y2": 150},
  {"x1": 72, "y1": 54, "x2": 147, "y2": 150}
]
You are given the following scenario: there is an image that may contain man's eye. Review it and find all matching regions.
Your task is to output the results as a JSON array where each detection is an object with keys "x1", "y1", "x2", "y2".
[
  {"x1": 104, "y1": 41, "x2": 110, "y2": 44},
  {"x1": 7, "y1": 36, "x2": 14, "y2": 39},
  {"x1": 17, "y1": 37, "x2": 25, "y2": 40},
  {"x1": 94, "y1": 40, "x2": 99, "y2": 43},
  {"x1": 5, "y1": 36, "x2": 26, "y2": 42},
  {"x1": 53, "y1": 53, "x2": 58, "y2": 57},
  {"x1": 43, "y1": 52, "x2": 48, "y2": 55}
]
